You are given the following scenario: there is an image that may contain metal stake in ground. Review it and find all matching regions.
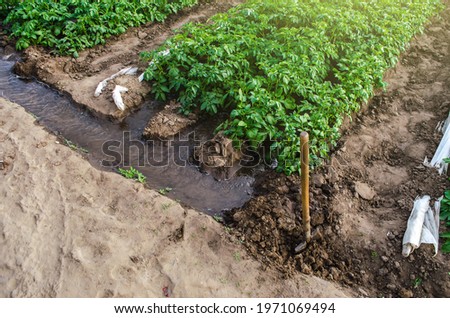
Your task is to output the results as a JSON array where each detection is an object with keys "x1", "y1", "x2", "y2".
[{"x1": 295, "y1": 132, "x2": 321, "y2": 253}]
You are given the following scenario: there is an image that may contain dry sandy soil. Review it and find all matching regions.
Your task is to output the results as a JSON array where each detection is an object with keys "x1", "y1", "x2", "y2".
[{"x1": 0, "y1": 98, "x2": 349, "y2": 297}]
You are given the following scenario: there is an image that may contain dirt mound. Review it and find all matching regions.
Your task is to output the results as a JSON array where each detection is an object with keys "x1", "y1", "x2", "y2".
[
  {"x1": 227, "y1": 172, "x2": 353, "y2": 283},
  {"x1": 143, "y1": 101, "x2": 197, "y2": 139},
  {"x1": 194, "y1": 132, "x2": 244, "y2": 180},
  {"x1": 105, "y1": 74, "x2": 151, "y2": 113}
]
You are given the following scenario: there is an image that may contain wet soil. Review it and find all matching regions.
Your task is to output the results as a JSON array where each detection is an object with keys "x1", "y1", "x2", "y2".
[
  {"x1": 0, "y1": 0, "x2": 254, "y2": 216},
  {"x1": 227, "y1": 5, "x2": 450, "y2": 297},
  {"x1": 143, "y1": 101, "x2": 198, "y2": 139},
  {"x1": 0, "y1": 56, "x2": 256, "y2": 214}
]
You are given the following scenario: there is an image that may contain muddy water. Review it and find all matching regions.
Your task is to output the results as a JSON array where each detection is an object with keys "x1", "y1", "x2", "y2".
[{"x1": 0, "y1": 56, "x2": 254, "y2": 214}]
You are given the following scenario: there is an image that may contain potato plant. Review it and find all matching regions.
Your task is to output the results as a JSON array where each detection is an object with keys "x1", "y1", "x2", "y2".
[
  {"x1": 4, "y1": 0, "x2": 199, "y2": 57},
  {"x1": 440, "y1": 159, "x2": 450, "y2": 253},
  {"x1": 0, "y1": 0, "x2": 20, "y2": 20},
  {"x1": 441, "y1": 191, "x2": 450, "y2": 253},
  {"x1": 141, "y1": 0, "x2": 443, "y2": 174}
]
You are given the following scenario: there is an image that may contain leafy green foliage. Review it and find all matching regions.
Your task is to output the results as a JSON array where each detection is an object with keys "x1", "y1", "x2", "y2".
[
  {"x1": 118, "y1": 166, "x2": 147, "y2": 184},
  {"x1": 441, "y1": 190, "x2": 450, "y2": 221},
  {"x1": 63, "y1": 138, "x2": 88, "y2": 154},
  {"x1": 441, "y1": 237, "x2": 450, "y2": 254},
  {"x1": 141, "y1": 0, "x2": 442, "y2": 174},
  {"x1": 440, "y1": 188, "x2": 450, "y2": 254},
  {"x1": 413, "y1": 277, "x2": 423, "y2": 288},
  {"x1": 4, "y1": 0, "x2": 198, "y2": 56},
  {"x1": 158, "y1": 187, "x2": 172, "y2": 195},
  {"x1": 0, "y1": 0, "x2": 19, "y2": 20}
]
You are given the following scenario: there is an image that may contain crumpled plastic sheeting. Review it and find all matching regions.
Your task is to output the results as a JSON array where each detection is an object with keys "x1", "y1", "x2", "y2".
[
  {"x1": 112, "y1": 85, "x2": 128, "y2": 111},
  {"x1": 94, "y1": 66, "x2": 138, "y2": 97},
  {"x1": 402, "y1": 196, "x2": 440, "y2": 257},
  {"x1": 424, "y1": 113, "x2": 450, "y2": 174}
]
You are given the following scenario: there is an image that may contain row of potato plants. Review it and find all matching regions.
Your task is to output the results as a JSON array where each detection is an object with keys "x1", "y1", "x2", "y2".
[
  {"x1": 141, "y1": 0, "x2": 443, "y2": 174},
  {"x1": 3, "y1": 0, "x2": 199, "y2": 57}
]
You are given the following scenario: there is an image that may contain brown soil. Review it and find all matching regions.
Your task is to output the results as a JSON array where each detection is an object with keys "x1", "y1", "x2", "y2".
[
  {"x1": 0, "y1": 98, "x2": 350, "y2": 297},
  {"x1": 194, "y1": 132, "x2": 243, "y2": 181},
  {"x1": 143, "y1": 100, "x2": 197, "y2": 139},
  {"x1": 12, "y1": 0, "x2": 242, "y2": 121},
  {"x1": 227, "y1": 6, "x2": 450, "y2": 298}
]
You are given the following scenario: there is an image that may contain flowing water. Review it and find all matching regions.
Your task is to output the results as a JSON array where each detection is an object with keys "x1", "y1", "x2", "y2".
[{"x1": 0, "y1": 55, "x2": 254, "y2": 214}]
